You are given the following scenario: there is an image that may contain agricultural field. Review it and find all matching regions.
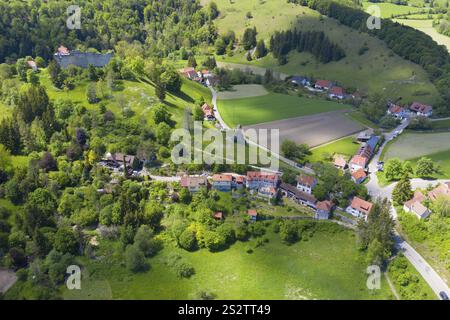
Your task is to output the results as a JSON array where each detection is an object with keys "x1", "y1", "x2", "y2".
[
  {"x1": 383, "y1": 132, "x2": 450, "y2": 161},
  {"x1": 394, "y1": 19, "x2": 450, "y2": 51},
  {"x1": 409, "y1": 149, "x2": 450, "y2": 178},
  {"x1": 307, "y1": 136, "x2": 360, "y2": 163},
  {"x1": 431, "y1": 119, "x2": 450, "y2": 130},
  {"x1": 209, "y1": 0, "x2": 440, "y2": 105},
  {"x1": 217, "y1": 84, "x2": 268, "y2": 100},
  {"x1": 57, "y1": 224, "x2": 394, "y2": 300},
  {"x1": 218, "y1": 92, "x2": 350, "y2": 128},
  {"x1": 243, "y1": 110, "x2": 364, "y2": 148},
  {"x1": 362, "y1": 1, "x2": 425, "y2": 18}
]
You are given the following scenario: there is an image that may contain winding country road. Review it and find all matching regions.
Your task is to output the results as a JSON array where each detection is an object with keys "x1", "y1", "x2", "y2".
[{"x1": 366, "y1": 120, "x2": 450, "y2": 299}]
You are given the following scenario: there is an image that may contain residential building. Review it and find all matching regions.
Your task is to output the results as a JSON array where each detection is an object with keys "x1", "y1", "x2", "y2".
[
  {"x1": 291, "y1": 75, "x2": 311, "y2": 87},
  {"x1": 366, "y1": 136, "x2": 380, "y2": 153},
  {"x1": 351, "y1": 169, "x2": 367, "y2": 184},
  {"x1": 247, "y1": 209, "x2": 258, "y2": 221},
  {"x1": 296, "y1": 175, "x2": 317, "y2": 194},
  {"x1": 280, "y1": 183, "x2": 317, "y2": 209},
  {"x1": 315, "y1": 200, "x2": 333, "y2": 220},
  {"x1": 346, "y1": 197, "x2": 373, "y2": 218},
  {"x1": 234, "y1": 175, "x2": 246, "y2": 189},
  {"x1": 213, "y1": 212, "x2": 223, "y2": 221},
  {"x1": 257, "y1": 186, "x2": 277, "y2": 199},
  {"x1": 328, "y1": 86, "x2": 346, "y2": 99},
  {"x1": 211, "y1": 174, "x2": 233, "y2": 192},
  {"x1": 246, "y1": 171, "x2": 279, "y2": 190},
  {"x1": 102, "y1": 152, "x2": 141, "y2": 170},
  {"x1": 349, "y1": 155, "x2": 369, "y2": 172},
  {"x1": 403, "y1": 191, "x2": 431, "y2": 219},
  {"x1": 428, "y1": 182, "x2": 450, "y2": 201},
  {"x1": 410, "y1": 102, "x2": 433, "y2": 117},
  {"x1": 180, "y1": 175, "x2": 208, "y2": 193},
  {"x1": 315, "y1": 79, "x2": 332, "y2": 91},
  {"x1": 27, "y1": 60, "x2": 38, "y2": 72},
  {"x1": 387, "y1": 104, "x2": 409, "y2": 119}
]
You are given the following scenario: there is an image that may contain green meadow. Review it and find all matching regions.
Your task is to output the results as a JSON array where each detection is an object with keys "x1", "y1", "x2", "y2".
[
  {"x1": 307, "y1": 136, "x2": 360, "y2": 163},
  {"x1": 218, "y1": 92, "x2": 349, "y2": 128}
]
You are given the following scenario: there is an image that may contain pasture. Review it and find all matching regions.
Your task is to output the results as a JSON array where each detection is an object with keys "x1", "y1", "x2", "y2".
[
  {"x1": 383, "y1": 132, "x2": 450, "y2": 160},
  {"x1": 243, "y1": 110, "x2": 364, "y2": 148},
  {"x1": 211, "y1": 0, "x2": 439, "y2": 105},
  {"x1": 362, "y1": 1, "x2": 424, "y2": 18},
  {"x1": 307, "y1": 136, "x2": 360, "y2": 163},
  {"x1": 217, "y1": 84, "x2": 269, "y2": 100},
  {"x1": 61, "y1": 223, "x2": 394, "y2": 300},
  {"x1": 409, "y1": 149, "x2": 450, "y2": 179},
  {"x1": 218, "y1": 92, "x2": 350, "y2": 128}
]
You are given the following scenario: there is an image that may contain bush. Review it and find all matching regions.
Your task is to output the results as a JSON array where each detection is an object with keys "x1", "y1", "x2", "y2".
[
  {"x1": 174, "y1": 261, "x2": 195, "y2": 278},
  {"x1": 178, "y1": 229, "x2": 197, "y2": 251},
  {"x1": 125, "y1": 244, "x2": 148, "y2": 273}
]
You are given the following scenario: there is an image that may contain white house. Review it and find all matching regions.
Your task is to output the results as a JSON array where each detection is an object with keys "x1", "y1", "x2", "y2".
[
  {"x1": 296, "y1": 175, "x2": 317, "y2": 194},
  {"x1": 346, "y1": 197, "x2": 373, "y2": 219}
]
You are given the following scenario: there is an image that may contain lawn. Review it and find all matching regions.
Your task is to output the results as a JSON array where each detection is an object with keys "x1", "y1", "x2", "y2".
[
  {"x1": 431, "y1": 119, "x2": 450, "y2": 130},
  {"x1": 383, "y1": 132, "x2": 450, "y2": 160},
  {"x1": 307, "y1": 136, "x2": 360, "y2": 163},
  {"x1": 60, "y1": 223, "x2": 394, "y2": 300},
  {"x1": 362, "y1": 1, "x2": 424, "y2": 18},
  {"x1": 210, "y1": 0, "x2": 439, "y2": 105},
  {"x1": 218, "y1": 92, "x2": 350, "y2": 127},
  {"x1": 217, "y1": 84, "x2": 268, "y2": 100},
  {"x1": 409, "y1": 149, "x2": 450, "y2": 179}
]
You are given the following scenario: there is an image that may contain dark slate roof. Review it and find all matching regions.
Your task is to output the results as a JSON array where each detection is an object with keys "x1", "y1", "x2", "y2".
[
  {"x1": 280, "y1": 183, "x2": 317, "y2": 203},
  {"x1": 366, "y1": 136, "x2": 380, "y2": 151},
  {"x1": 54, "y1": 50, "x2": 113, "y2": 69}
]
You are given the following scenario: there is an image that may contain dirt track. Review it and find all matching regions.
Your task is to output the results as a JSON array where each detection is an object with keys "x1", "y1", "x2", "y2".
[{"x1": 243, "y1": 110, "x2": 365, "y2": 148}]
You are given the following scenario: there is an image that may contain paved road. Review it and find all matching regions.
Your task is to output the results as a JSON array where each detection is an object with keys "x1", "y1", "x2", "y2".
[
  {"x1": 210, "y1": 86, "x2": 315, "y2": 175},
  {"x1": 365, "y1": 120, "x2": 450, "y2": 299}
]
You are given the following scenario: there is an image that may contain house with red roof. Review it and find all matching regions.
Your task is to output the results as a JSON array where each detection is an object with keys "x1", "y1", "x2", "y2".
[
  {"x1": 403, "y1": 190, "x2": 431, "y2": 219},
  {"x1": 246, "y1": 171, "x2": 279, "y2": 190},
  {"x1": 410, "y1": 102, "x2": 433, "y2": 117},
  {"x1": 180, "y1": 175, "x2": 208, "y2": 192},
  {"x1": 213, "y1": 212, "x2": 223, "y2": 221},
  {"x1": 315, "y1": 200, "x2": 333, "y2": 220},
  {"x1": 387, "y1": 104, "x2": 409, "y2": 119},
  {"x1": 427, "y1": 182, "x2": 450, "y2": 201},
  {"x1": 56, "y1": 45, "x2": 70, "y2": 56},
  {"x1": 211, "y1": 174, "x2": 233, "y2": 192},
  {"x1": 27, "y1": 60, "x2": 38, "y2": 72},
  {"x1": 247, "y1": 209, "x2": 258, "y2": 221},
  {"x1": 328, "y1": 86, "x2": 346, "y2": 100},
  {"x1": 349, "y1": 155, "x2": 369, "y2": 172},
  {"x1": 296, "y1": 175, "x2": 317, "y2": 194},
  {"x1": 346, "y1": 197, "x2": 373, "y2": 219},
  {"x1": 334, "y1": 155, "x2": 347, "y2": 170},
  {"x1": 314, "y1": 79, "x2": 332, "y2": 91},
  {"x1": 351, "y1": 169, "x2": 367, "y2": 184}
]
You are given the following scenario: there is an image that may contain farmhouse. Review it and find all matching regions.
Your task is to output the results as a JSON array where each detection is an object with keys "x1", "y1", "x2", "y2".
[
  {"x1": 315, "y1": 200, "x2": 333, "y2": 220},
  {"x1": 211, "y1": 174, "x2": 233, "y2": 192},
  {"x1": 387, "y1": 104, "x2": 408, "y2": 119},
  {"x1": 428, "y1": 182, "x2": 450, "y2": 201},
  {"x1": 349, "y1": 155, "x2": 369, "y2": 172},
  {"x1": 296, "y1": 175, "x2": 317, "y2": 194},
  {"x1": 351, "y1": 169, "x2": 367, "y2": 184},
  {"x1": 346, "y1": 197, "x2": 373, "y2": 219},
  {"x1": 101, "y1": 152, "x2": 142, "y2": 171},
  {"x1": 180, "y1": 175, "x2": 208, "y2": 192},
  {"x1": 179, "y1": 67, "x2": 196, "y2": 79},
  {"x1": 315, "y1": 79, "x2": 332, "y2": 91},
  {"x1": 403, "y1": 191, "x2": 430, "y2": 219},
  {"x1": 54, "y1": 45, "x2": 113, "y2": 69},
  {"x1": 247, "y1": 209, "x2": 258, "y2": 221},
  {"x1": 280, "y1": 183, "x2": 317, "y2": 209},
  {"x1": 328, "y1": 86, "x2": 346, "y2": 100},
  {"x1": 246, "y1": 171, "x2": 279, "y2": 190},
  {"x1": 410, "y1": 102, "x2": 433, "y2": 117},
  {"x1": 202, "y1": 103, "x2": 215, "y2": 121}
]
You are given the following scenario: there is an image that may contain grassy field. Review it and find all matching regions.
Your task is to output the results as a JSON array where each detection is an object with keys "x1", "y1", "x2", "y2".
[
  {"x1": 409, "y1": 149, "x2": 450, "y2": 178},
  {"x1": 218, "y1": 92, "x2": 350, "y2": 127},
  {"x1": 208, "y1": 0, "x2": 439, "y2": 105},
  {"x1": 383, "y1": 132, "x2": 450, "y2": 160},
  {"x1": 431, "y1": 119, "x2": 450, "y2": 130},
  {"x1": 394, "y1": 19, "x2": 450, "y2": 51},
  {"x1": 307, "y1": 136, "x2": 360, "y2": 163},
  {"x1": 347, "y1": 111, "x2": 380, "y2": 129},
  {"x1": 362, "y1": 1, "x2": 424, "y2": 18},
  {"x1": 60, "y1": 223, "x2": 394, "y2": 300},
  {"x1": 217, "y1": 84, "x2": 268, "y2": 100}
]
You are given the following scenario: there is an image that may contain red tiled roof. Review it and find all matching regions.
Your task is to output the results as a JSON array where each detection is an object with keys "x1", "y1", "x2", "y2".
[
  {"x1": 236, "y1": 176, "x2": 245, "y2": 183},
  {"x1": 350, "y1": 197, "x2": 373, "y2": 215},
  {"x1": 247, "y1": 209, "x2": 258, "y2": 217},
  {"x1": 57, "y1": 45, "x2": 70, "y2": 55},
  {"x1": 315, "y1": 79, "x2": 331, "y2": 88},
  {"x1": 297, "y1": 175, "x2": 317, "y2": 187},
  {"x1": 334, "y1": 156, "x2": 347, "y2": 168},
  {"x1": 316, "y1": 200, "x2": 332, "y2": 212},
  {"x1": 410, "y1": 102, "x2": 432, "y2": 114},
  {"x1": 213, "y1": 212, "x2": 223, "y2": 220},
  {"x1": 330, "y1": 86, "x2": 345, "y2": 96},
  {"x1": 180, "y1": 176, "x2": 207, "y2": 188},
  {"x1": 212, "y1": 174, "x2": 233, "y2": 182},
  {"x1": 27, "y1": 60, "x2": 37, "y2": 68},
  {"x1": 350, "y1": 155, "x2": 368, "y2": 167},
  {"x1": 246, "y1": 171, "x2": 278, "y2": 181},
  {"x1": 428, "y1": 182, "x2": 450, "y2": 201},
  {"x1": 389, "y1": 104, "x2": 404, "y2": 114},
  {"x1": 351, "y1": 169, "x2": 367, "y2": 181}
]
